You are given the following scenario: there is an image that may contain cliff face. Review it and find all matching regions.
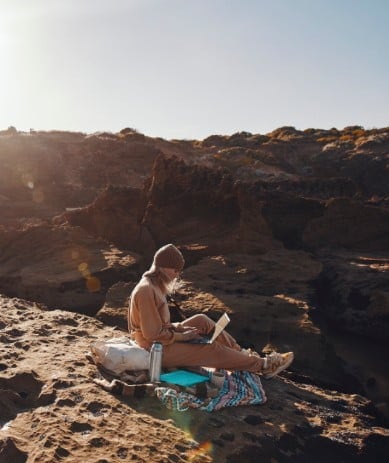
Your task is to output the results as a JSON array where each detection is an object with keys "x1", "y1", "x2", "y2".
[
  {"x1": 63, "y1": 154, "x2": 389, "y2": 342},
  {"x1": 1, "y1": 126, "x2": 388, "y2": 226},
  {"x1": 0, "y1": 130, "x2": 163, "y2": 227},
  {"x1": 0, "y1": 126, "x2": 388, "y2": 462}
]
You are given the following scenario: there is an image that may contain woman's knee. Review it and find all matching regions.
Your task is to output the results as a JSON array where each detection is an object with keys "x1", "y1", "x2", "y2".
[{"x1": 183, "y1": 313, "x2": 214, "y2": 330}]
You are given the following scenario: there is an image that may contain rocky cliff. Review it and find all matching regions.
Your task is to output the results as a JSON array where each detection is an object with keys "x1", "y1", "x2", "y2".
[{"x1": 0, "y1": 126, "x2": 388, "y2": 462}]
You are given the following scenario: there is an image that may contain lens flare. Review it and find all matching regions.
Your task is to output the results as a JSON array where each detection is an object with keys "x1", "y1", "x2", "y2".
[
  {"x1": 86, "y1": 276, "x2": 101, "y2": 292},
  {"x1": 78, "y1": 262, "x2": 91, "y2": 277},
  {"x1": 76, "y1": 261, "x2": 100, "y2": 292},
  {"x1": 21, "y1": 173, "x2": 34, "y2": 188},
  {"x1": 187, "y1": 441, "x2": 213, "y2": 461}
]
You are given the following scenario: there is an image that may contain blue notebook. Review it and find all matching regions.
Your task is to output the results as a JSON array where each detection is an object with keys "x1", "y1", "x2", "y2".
[{"x1": 159, "y1": 369, "x2": 209, "y2": 387}]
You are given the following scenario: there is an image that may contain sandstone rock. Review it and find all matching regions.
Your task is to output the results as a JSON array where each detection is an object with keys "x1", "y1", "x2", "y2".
[
  {"x1": 142, "y1": 155, "x2": 280, "y2": 255},
  {"x1": 0, "y1": 127, "x2": 388, "y2": 460},
  {"x1": 311, "y1": 250, "x2": 389, "y2": 341},
  {"x1": 1, "y1": 295, "x2": 388, "y2": 463},
  {"x1": 0, "y1": 437, "x2": 28, "y2": 463},
  {"x1": 303, "y1": 198, "x2": 389, "y2": 251},
  {"x1": 367, "y1": 290, "x2": 389, "y2": 318},
  {"x1": 0, "y1": 224, "x2": 140, "y2": 315},
  {"x1": 177, "y1": 250, "x2": 355, "y2": 391},
  {"x1": 63, "y1": 185, "x2": 153, "y2": 252},
  {"x1": 96, "y1": 281, "x2": 136, "y2": 330}
]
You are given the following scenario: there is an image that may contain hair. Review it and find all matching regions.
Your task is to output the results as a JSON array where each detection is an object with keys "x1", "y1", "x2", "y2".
[{"x1": 143, "y1": 264, "x2": 182, "y2": 295}]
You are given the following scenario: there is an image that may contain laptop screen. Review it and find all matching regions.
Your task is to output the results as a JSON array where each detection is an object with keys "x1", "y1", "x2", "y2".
[{"x1": 209, "y1": 312, "x2": 230, "y2": 343}]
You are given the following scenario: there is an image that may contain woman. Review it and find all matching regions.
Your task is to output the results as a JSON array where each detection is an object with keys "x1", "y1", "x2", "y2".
[{"x1": 128, "y1": 244, "x2": 294, "y2": 378}]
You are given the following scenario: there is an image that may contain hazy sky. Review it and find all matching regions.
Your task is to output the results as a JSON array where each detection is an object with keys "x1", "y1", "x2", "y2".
[{"x1": 1, "y1": 0, "x2": 388, "y2": 139}]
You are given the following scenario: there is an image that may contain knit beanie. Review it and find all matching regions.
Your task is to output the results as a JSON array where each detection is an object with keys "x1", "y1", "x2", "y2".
[{"x1": 153, "y1": 244, "x2": 185, "y2": 271}]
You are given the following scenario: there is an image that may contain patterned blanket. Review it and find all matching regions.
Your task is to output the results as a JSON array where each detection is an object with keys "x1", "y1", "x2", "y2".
[
  {"x1": 89, "y1": 348, "x2": 267, "y2": 412},
  {"x1": 155, "y1": 370, "x2": 267, "y2": 412}
]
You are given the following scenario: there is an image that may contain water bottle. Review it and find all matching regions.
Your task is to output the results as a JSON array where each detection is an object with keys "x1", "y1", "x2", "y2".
[{"x1": 149, "y1": 342, "x2": 163, "y2": 382}]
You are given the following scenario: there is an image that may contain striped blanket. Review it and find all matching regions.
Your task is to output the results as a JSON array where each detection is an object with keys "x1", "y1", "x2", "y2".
[{"x1": 155, "y1": 370, "x2": 267, "y2": 412}]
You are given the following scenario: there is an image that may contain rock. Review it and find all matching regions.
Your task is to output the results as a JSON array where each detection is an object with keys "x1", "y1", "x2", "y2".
[
  {"x1": 303, "y1": 198, "x2": 389, "y2": 251},
  {"x1": 63, "y1": 185, "x2": 154, "y2": 252},
  {"x1": 0, "y1": 437, "x2": 28, "y2": 463},
  {"x1": 1, "y1": 295, "x2": 388, "y2": 463},
  {"x1": 142, "y1": 155, "x2": 280, "y2": 255},
  {"x1": 262, "y1": 194, "x2": 324, "y2": 248},
  {"x1": 96, "y1": 281, "x2": 136, "y2": 330},
  {"x1": 220, "y1": 432, "x2": 235, "y2": 441},
  {"x1": 0, "y1": 126, "x2": 388, "y2": 461},
  {"x1": 0, "y1": 224, "x2": 140, "y2": 315},
  {"x1": 178, "y1": 251, "x2": 353, "y2": 391},
  {"x1": 311, "y1": 250, "x2": 389, "y2": 341}
]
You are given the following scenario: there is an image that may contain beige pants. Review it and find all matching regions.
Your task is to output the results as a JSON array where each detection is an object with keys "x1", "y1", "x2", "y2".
[{"x1": 162, "y1": 314, "x2": 264, "y2": 372}]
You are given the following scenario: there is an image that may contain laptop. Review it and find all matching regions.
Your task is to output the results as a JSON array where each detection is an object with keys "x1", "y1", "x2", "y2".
[{"x1": 186, "y1": 312, "x2": 230, "y2": 344}]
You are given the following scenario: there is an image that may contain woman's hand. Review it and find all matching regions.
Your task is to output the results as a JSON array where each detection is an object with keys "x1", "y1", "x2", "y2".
[
  {"x1": 174, "y1": 327, "x2": 200, "y2": 342},
  {"x1": 172, "y1": 322, "x2": 186, "y2": 332}
]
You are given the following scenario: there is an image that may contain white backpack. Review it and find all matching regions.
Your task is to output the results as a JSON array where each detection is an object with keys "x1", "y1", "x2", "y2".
[{"x1": 90, "y1": 336, "x2": 150, "y2": 375}]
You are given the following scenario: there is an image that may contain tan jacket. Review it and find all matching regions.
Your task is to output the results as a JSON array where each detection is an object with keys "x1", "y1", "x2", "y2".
[{"x1": 128, "y1": 277, "x2": 175, "y2": 349}]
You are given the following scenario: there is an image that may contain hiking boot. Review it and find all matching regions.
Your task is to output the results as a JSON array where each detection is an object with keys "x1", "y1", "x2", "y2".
[{"x1": 262, "y1": 351, "x2": 294, "y2": 379}]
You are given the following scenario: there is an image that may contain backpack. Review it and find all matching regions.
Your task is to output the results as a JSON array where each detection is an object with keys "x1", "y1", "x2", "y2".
[{"x1": 90, "y1": 336, "x2": 150, "y2": 375}]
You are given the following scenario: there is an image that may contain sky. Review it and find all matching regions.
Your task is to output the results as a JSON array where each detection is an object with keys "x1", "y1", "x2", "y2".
[{"x1": 0, "y1": 0, "x2": 388, "y2": 140}]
